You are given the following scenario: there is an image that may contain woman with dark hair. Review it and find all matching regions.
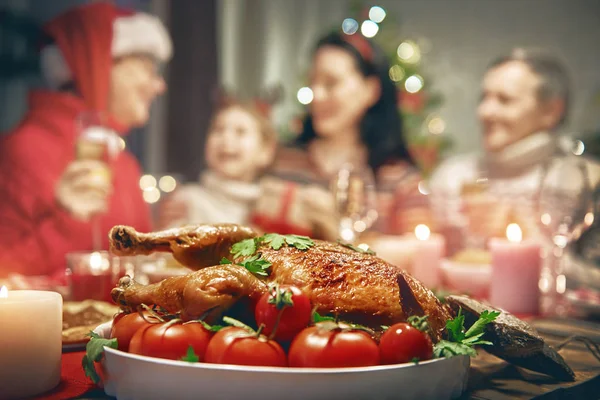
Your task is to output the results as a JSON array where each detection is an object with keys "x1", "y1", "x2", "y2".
[{"x1": 251, "y1": 31, "x2": 428, "y2": 240}]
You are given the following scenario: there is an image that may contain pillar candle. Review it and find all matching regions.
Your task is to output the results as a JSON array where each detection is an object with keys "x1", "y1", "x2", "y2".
[
  {"x1": 412, "y1": 225, "x2": 445, "y2": 289},
  {"x1": 0, "y1": 288, "x2": 62, "y2": 399},
  {"x1": 489, "y1": 224, "x2": 542, "y2": 314}
]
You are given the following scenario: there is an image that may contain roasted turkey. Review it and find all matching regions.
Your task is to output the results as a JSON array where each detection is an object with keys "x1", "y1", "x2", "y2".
[{"x1": 109, "y1": 223, "x2": 452, "y2": 341}]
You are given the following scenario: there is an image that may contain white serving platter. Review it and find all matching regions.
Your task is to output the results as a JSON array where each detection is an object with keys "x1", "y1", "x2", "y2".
[{"x1": 101, "y1": 346, "x2": 469, "y2": 400}]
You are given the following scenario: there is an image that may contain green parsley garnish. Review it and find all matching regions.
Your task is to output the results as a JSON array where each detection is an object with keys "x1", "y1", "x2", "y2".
[
  {"x1": 238, "y1": 254, "x2": 272, "y2": 276},
  {"x1": 82, "y1": 332, "x2": 118, "y2": 384},
  {"x1": 180, "y1": 346, "x2": 199, "y2": 362},
  {"x1": 267, "y1": 283, "x2": 294, "y2": 310},
  {"x1": 337, "y1": 240, "x2": 376, "y2": 255},
  {"x1": 433, "y1": 308, "x2": 500, "y2": 358},
  {"x1": 230, "y1": 238, "x2": 257, "y2": 258}
]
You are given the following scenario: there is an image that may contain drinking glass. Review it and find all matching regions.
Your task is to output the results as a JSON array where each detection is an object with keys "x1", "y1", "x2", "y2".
[
  {"x1": 75, "y1": 112, "x2": 119, "y2": 249},
  {"x1": 331, "y1": 163, "x2": 378, "y2": 243},
  {"x1": 65, "y1": 251, "x2": 118, "y2": 302},
  {"x1": 537, "y1": 156, "x2": 592, "y2": 313}
]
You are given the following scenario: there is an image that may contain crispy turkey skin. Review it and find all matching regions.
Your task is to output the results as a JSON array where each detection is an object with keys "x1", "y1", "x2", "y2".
[{"x1": 109, "y1": 224, "x2": 452, "y2": 341}]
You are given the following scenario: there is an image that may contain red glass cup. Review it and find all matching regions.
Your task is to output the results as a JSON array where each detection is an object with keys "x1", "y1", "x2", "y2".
[{"x1": 65, "y1": 251, "x2": 118, "y2": 303}]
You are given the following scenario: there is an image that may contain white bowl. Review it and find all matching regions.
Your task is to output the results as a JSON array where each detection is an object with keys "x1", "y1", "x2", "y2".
[
  {"x1": 102, "y1": 347, "x2": 469, "y2": 400},
  {"x1": 439, "y1": 258, "x2": 491, "y2": 298}
]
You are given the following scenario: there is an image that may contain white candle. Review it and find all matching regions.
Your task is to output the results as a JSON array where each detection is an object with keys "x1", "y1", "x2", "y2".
[
  {"x1": 0, "y1": 287, "x2": 62, "y2": 399},
  {"x1": 412, "y1": 224, "x2": 445, "y2": 289},
  {"x1": 489, "y1": 224, "x2": 542, "y2": 314}
]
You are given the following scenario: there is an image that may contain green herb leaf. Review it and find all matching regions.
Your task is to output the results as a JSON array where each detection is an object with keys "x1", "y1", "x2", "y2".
[
  {"x1": 411, "y1": 357, "x2": 421, "y2": 364},
  {"x1": 433, "y1": 308, "x2": 499, "y2": 359},
  {"x1": 464, "y1": 310, "x2": 500, "y2": 338},
  {"x1": 262, "y1": 233, "x2": 286, "y2": 250},
  {"x1": 446, "y1": 309, "x2": 466, "y2": 342},
  {"x1": 181, "y1": 346, "x2": 199, "y2": 362},
  {"x1": 82, "y1": 332, "x2": 118, "y2": 384},
  {"x1": 337, "y1": 240, "x2": 376, "y2": 255},
  {"x1": 283, "y1": 234, "x2": 314, "y2": 250},
  {"x1": 312, "y1": 311, "x2": 335, "y2": 323},
  {"x1": 219, "y1": 257, "x2": 232, "y2": 264},
  {"x1": 380, "y1": 325, "x2": 390, "y2": 331},
  {"x1": 239, "y1": 254, "x2": 272, "y2": 277},
  {"x1": 407, "y1": 315, "x2": 430, "y2": 332},
  {"x1": 230, "y1": 238, "x2": 257, "y2": 258},
  {"x1": 433, "y1": 340, "x2": 478, "y2": 358}
]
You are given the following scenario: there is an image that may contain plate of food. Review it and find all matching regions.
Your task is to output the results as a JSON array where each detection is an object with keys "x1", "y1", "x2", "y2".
[
  {"x1": 84, "y1": 224, "x2": 576, "y2": 400},
  {"x1": 62, "y1": 300, "x2": 119, "y2": 350}
]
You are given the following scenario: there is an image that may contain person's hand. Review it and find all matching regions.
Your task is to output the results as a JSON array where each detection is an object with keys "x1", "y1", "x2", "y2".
[
  {"x1": 55, "y1": 160, "x2": 112, "y2": 221},
  {"x1": 156, "y1": 194, "x2": 189, "y2": 229},
  {"x1": 299, "y1": 185, "x2": 339, "y2": 241}
]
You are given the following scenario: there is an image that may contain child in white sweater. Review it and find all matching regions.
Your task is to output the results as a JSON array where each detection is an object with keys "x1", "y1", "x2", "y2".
[{"x1": 158, "y1": 98, "x2": 277, "y2": 227}]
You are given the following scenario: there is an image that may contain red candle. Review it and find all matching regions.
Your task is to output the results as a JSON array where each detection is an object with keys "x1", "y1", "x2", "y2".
[{"x1": 489, "y1": 224, "x2": 542, "y2": 314}]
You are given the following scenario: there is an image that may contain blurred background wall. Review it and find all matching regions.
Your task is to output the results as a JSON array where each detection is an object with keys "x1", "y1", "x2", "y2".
[{"x1": 1, "y1": 0, "x2": 599, "y2": 179}]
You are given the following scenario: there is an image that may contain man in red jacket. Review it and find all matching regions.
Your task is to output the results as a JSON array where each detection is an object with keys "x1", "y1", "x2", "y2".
[{"x1": 0, "y1": 2, "x2": 172, "y2": 288}]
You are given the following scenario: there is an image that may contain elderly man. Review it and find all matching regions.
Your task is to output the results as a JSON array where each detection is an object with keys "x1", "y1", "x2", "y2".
[
  {"x1": 430, "y1": 48, "x2": 599, "y2": 253},
  {"x1": 0, "y1": 2, "x2": 172, "y2": 288}
]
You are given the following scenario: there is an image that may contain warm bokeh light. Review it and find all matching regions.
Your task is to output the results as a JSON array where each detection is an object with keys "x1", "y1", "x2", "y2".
[
  {"x1": 368, "y1": 6, "x2": 386, "y2": 23},
  {"x1": 118, "y1": 137, "x2": 126, "y2": 151},
  {"x1": 342, "y1": 18, "x2": 359, "y2": 35},
  {"x1": 353, "y1": 220, "x2": 367, "y2": 233},
  {"x1": 405, "y1": 75, "x2": 424, "y2": 93},
  {"x1": 415, "y1": 224, "x2": 431, "y2": 241},
  {"x1": 418, "y1": 180, "x2": 430, "y2": 195},
  {"x1": 89, "y1": 251, "x2": 103, "y2": 271},
  {"x1": 540, "y1": 213, "x2": 552, "y2": 226},
  {"x1": 388, "y1": 65, "x2": 405, "y2": 82},
  {"x1": 143, "y1": 187, "x2": 161, "y2": 204},
  {"x1": 297, "y1": 87, "x2": 314, "y2": 105},
  {"x1": 428, "y1": 117, "x2": 446, "y2": 135},
  {"x1": 0, "y1": 286, "x2": 7, "y2": 298},
  {"x1": 361, "y1": 20, "x2": 379, "y2": 38},
  {"x1": 397, "y1": 41, "x2": 421, "y2": 63},
  {"x1": 139, "y1": 174, "x2": 157, "y2": 191},
  {"x1": 506, "y1": 223, "x2": 522, "y2": 243},
  {"x1": 573, "y1": 140, "x2": 585, "y2": 156},
  {"x1": 158, "y1": 175, "x2": 177, "y2": 193},
  {"x1": 585, "y1": 212, "x2": 594, "y2": 226}
]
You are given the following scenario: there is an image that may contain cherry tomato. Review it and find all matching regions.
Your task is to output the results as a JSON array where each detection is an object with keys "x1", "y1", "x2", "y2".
[
  {"x1": 255, "y1": 284, "x2": 312, "y2": 341},
  {"x1": 129, "y1": 320, "x2": 213, "y2": 361},
  {"x1": 204, "y1": 327, "x2": 287, "y2": 367},
  {"x1": 110, "y1": 311, "x2": 153, "y2": 352},
  {"x1": 379, "y1": 322, "x2": 433, "y2": 364},
  {"x1": 288, "y1": 323, "x2": 380, "y2": 368}
]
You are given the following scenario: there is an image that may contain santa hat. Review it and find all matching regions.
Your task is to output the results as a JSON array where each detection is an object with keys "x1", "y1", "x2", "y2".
[{"x1": 39, "y1": 2, "x2": 172, "y2": 112}]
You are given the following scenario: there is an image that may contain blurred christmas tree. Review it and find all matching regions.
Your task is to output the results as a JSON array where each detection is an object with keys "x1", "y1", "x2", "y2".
[{"x1": 285, "y1": 2, "x2": 453, "y2": 178}]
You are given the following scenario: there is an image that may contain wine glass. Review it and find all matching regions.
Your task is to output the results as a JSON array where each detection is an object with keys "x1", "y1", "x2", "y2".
[
  {"x1": 75, "y1": 111, "x2": 120, "y2": 250},
  {"x1": 330, "y1": 163, "x2": 378, "y2": 243},
  {"x1": 458, "y1": 162, "x2": 492, "y2": 250},
  {"x1": 537, "y1": 156, "x2": 592, "y2": 313}
]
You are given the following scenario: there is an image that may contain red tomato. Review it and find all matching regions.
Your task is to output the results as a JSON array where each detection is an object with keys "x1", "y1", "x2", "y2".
[
  {"x1": 129, "y1": 320, "x2": 213, "y2": 361},
  {"x1": 288, "y1": 324, "x2": 380, "y2": 368},
  {"x1": 379, "y1": 322, "x2": 433, "y2": 364},
  {"x1": 204, "y1": 327, "x2": 287, "y2": 367},
  {"x1": 255, "y1": 285, "x2": 311, "y2": 341},
  {"x1": 110, "y1": 311, "x2": 153, "y2": 352}
]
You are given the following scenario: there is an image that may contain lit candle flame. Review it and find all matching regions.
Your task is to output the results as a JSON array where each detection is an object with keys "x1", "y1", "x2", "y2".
[
  {"x1": 415, "y1": 224, "x2": 431, "y2": 241},
  {"x1": 0, "y1": 285, "x2": 7, "y2": 298},
  {"x1": 506, "y1": 223, "x2": 522, "y2": 243},
  {"x1": 89, "y1": 252, "x2": 103, "y2": 271}
]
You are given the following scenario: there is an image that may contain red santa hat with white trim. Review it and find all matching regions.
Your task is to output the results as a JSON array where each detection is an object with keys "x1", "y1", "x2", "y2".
[{"x1": 39, "y1": 1, "x2": 172, "y2": 112}]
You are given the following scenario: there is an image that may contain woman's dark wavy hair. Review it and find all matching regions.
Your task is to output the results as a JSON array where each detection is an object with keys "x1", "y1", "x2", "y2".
[{"x1": 295, "y1": 31, "x2": 413, "y2": 173}]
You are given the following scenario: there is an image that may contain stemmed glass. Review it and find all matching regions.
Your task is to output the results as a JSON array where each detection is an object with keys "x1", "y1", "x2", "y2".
[
  {"x1": 330, "y1": 163, "x2": 378, "y2": 243},
  {"x1": 537, "y1": 156, "x2": 592, "y2": 313},
  {"x1": 75, "y1": 112, "x2": 119, "y2": 250}
]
